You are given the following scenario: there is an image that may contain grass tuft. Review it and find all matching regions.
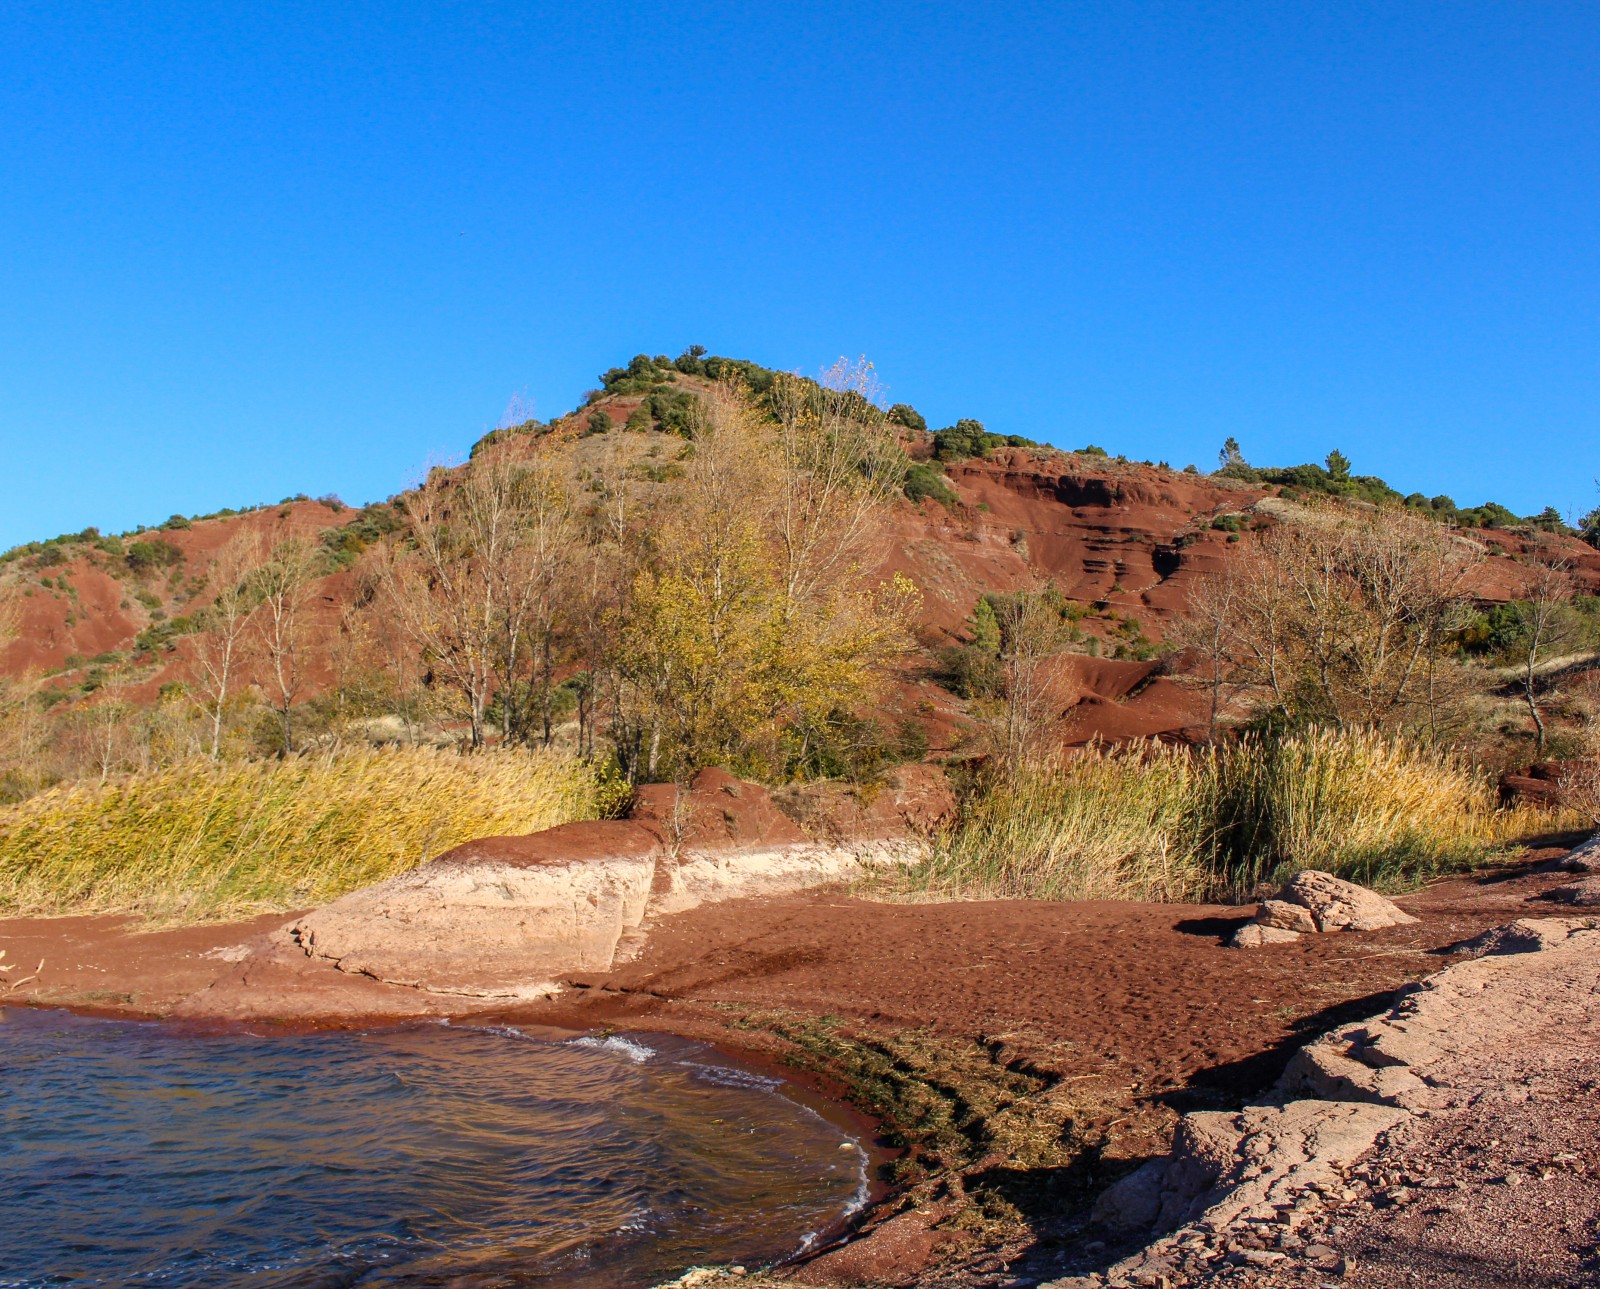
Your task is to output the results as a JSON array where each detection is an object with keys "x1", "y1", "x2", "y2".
[
  {"x1": 870, "y1": 727, "x2": 1566, "y2": 904},
  {"x1": 0, "y1": 747, "x2": 606, "y2": 922}
]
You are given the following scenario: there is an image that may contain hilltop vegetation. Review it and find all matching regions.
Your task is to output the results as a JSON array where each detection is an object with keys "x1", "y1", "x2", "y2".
[{"x1": 1215, "y1": 436, "x2": 1597, "y2": 537}]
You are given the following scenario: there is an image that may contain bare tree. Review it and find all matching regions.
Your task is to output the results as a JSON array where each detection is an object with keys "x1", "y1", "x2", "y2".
[
  {"x1": 1170, "y1": 571, "x2": 1239, "y2": 740},
  {"x1": 191, "y1": 530, "x2": 264, "y2": 759},
  {"x1": 500, "y1": 448, "x2": 577, "y2": 746},
  {"x1": 351, "y1": 553, "x2": 434, "y2": 745},
  {"x1": 80, "y1": 673, "x2": 133, "y2": 783},
  {"x1": 992, "y1": 590, "x2": 1076, "y2": 777},
  {"x1": 767, "y1": 358, "x2": 908, "y2": 611},
  {"x1": 1508, "y1": 562, "x2": 1578, "y2": 759},
  {"x1": 1222, "y1": 504, "x2": 1480, "y2": 734},
  {"x1": 253, "y1": 535, "x2": 319, "y2": 755},
  {"x1": 384, "y1": 450, "x2": 574, "y2": 749}
]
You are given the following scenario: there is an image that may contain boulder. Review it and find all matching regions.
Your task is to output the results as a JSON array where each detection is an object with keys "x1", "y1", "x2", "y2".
[
  {"x1": 1255, "y1": 898, "x2": 1317, "y2": 934},
  {"x1": 1276, "y1": 869, "x2": 1418, "y2": 933},
  {"x1": 1228, "y1": 923, "x2": 1301, "y2": 949}
]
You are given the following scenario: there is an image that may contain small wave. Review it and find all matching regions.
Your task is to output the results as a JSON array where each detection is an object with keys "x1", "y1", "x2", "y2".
[
  {"x1": 467, "y1": 1024, "x2": 528, "y2": 1040},
  {"x1": 790, "y1": 1142, "x2": 870, "y2": 1259},
  {"x1": 569, "y1": 1033, "x2": 656, "y2": 1063},
  {"x1": 682, "y1": 1061, "x2": 783, "y2": 1091},
  {"x1": 433, "y1": 1018, "x2": 531, "y2": 1040}
]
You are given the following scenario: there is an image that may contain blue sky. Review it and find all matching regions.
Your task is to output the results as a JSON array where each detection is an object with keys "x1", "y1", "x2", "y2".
[{"x1": 2, "y1": 2, "x2": 1597, "y2": 548}]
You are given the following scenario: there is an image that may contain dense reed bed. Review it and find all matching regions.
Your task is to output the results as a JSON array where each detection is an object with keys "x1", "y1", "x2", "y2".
[
  {"x1": 870, "y1": 727, "x2": 1563, "y2": 904},
  {"x1": 0, "y1": 747, "x2": 609, "y2": 921}
]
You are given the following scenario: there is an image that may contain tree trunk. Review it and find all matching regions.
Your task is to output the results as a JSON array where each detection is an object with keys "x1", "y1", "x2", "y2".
[{"x1": 1525, "y1": 667, "x2": 1547, "y2": 759}]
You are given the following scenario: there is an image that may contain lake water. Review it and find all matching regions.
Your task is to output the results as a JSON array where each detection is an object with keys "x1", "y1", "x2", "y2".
[{"x1": 0, "y1": 1007, "x2": 868, "y2": 1287}]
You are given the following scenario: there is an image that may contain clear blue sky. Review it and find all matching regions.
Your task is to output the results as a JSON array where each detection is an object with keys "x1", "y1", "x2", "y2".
[{"x1": 3, "y1": 2, "x2": 1597, "y2": 549}]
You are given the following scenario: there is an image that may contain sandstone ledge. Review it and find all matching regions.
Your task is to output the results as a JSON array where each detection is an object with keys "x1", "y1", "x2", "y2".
[{"x1": 251, "y1": 766, "x2": 951, "y2": 1005}]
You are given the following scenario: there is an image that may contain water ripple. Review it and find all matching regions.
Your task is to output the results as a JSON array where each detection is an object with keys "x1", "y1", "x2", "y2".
[{"x1": 0, "y1": 1007, "x2": 866, "y2": 1287}]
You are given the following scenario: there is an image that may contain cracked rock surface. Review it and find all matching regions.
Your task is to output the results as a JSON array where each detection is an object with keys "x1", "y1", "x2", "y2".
[{"x1": 1044, "y1": 906, "x2": 1600, "y2": 1289}]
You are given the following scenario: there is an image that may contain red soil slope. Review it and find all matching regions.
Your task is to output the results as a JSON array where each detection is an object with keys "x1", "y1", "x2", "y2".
[{"x1": 5, "y1": 431, "x2": 1598, "y2": 749}]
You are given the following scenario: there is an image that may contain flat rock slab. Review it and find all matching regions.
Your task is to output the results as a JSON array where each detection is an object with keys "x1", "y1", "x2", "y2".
[
  {"x1": 1053, "y1": 915, "x2": 1600, "y2": 1288},
  {"x1": 291, "y1": 821, "x2": 663, "y2": 997},
  {"x1": 1227, "y1": 922, "x2": 1301, "y2": 948},
  {"x1": 1446, "y1": 914, "x2": 1600, "y2": 959},
  {"x1": 1281, "y1": 917, "x2": 1600, "y2": 1111}
]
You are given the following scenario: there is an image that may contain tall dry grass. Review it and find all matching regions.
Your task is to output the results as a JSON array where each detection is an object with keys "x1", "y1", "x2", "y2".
[
  {"x1": 876, "y1": 745, "x2": 1215, "y2": 903},
  {"x1": 0, "y1": 747, "x2": 610, "y2": 922},
  {"x1": 870, "y1": 727, "x2": 1561, "y2": 905}
]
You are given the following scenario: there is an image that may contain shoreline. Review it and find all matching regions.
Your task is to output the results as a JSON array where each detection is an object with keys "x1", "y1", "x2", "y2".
[{"x1": 1, "y1": 846, "x2": 1589, "y2": 1285}]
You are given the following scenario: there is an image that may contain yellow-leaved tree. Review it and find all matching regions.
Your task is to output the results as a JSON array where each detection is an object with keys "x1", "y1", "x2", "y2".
[{"x1": 616, "y1": 375, "x2": 918, "y2": 780}]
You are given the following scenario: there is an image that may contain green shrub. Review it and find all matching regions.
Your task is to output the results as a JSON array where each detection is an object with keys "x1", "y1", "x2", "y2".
[
  {"x1": 888, "y1": 403, "x2": 927, "y2": 432},
  {"x1": 135, "y1": 615, "x2": 197, "y2": 654},
  {"x1": 125, "y1": 538, "x2": 183, "y2": 573},
  {"x1": 1581, "y1": 506, "x2": 1600, "y2": 549},
  {"x1": 904, "y1": 461, "x2": 958, "y2": 506},
  {"x1": 673, "y1": 344, "x2": 708, "y2": 376},
  {"x1": 702, "y1": 355, "x2": 777, "y2": 395},
  {"x1": 776, "y1": 710, "x2": 929, "y2": 783},
  {"x1": 586, "y1": 408, "x2": 615, "y2": 435},
  {"x1": 932, "y1": 420, "x2": 987, "y2": 460},
  {"x1": 646, "y1": 387, "x2": 700, "y2": 436},
  {"x1": 932, "y1": 419, "x2": 1039, "y2": 461}
]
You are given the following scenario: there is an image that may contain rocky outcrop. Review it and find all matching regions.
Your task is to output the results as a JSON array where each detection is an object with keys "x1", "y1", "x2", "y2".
[
  {"x1": 1227, "y1": 870, "x2": 1416, "y2": 947},
  {"x1": 1090, "y1": 1100, "x2": 1406, "y2": 1237},
  {"x1": 290, "y1": 821, "x2": 661, "y2": 996},
  {"x1": 1444, "y1": 913, "x2": 1600, "y2": 960},
  {"x1": 1051, "y1": 914, "x2": 1600, "y2": 1287},
  {"x1": 1279, "y1": 917, "x2": 1600, "y2": 1111},
  {"x1": 283, "y1": 766, "x2": 947, "y2": 999}
]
